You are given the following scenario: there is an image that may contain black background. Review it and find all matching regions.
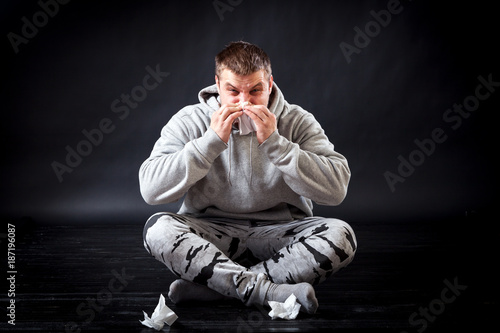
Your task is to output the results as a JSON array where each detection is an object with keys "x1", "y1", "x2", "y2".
[{"x1": 2, "y1": 0, "x2": 498, "y2": 225}]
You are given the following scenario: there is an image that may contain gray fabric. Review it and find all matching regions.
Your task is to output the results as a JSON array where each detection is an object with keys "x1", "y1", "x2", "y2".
[
  {"x1": 138, "y1": 82, "x2": 350, "y2": 221},
  {"x1": 143, "y1": 213, "x2": 357, "y2": 305}
]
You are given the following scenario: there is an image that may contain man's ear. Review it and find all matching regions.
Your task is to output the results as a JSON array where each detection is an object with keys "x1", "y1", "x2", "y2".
[
  {"x1": 215, "y1": 75, "x2": 220, "y2": 93},
  {"x1": 268, "y1": 75, "x2": 274, "y2": 93}
]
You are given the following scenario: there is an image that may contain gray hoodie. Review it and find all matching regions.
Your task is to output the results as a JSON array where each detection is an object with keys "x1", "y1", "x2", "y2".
[{"x1": 139, "y1": 83, "x2": 350, "y2": 222}]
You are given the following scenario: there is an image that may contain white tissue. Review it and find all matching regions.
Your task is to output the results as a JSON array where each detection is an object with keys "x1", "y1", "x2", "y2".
[
  {"x1": 237, "y1": 114, "x2": 257, "y2": 135},
  {"x1": 267, "y1": 294, "x2": 301, "y2": 320},
  {"x1": 237, "y1": 101, "x2": 257, "y2": 135},
  {"x1": 140, "y1": 294, "x2": 178, "y2": 330}
]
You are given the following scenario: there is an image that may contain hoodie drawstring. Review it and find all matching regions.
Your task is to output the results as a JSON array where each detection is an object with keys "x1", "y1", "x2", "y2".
[
  {"x1": 249, "y1": 131, "x2": 253, "y2": 185},
  {"x1": 227, "y1": 135, "x2": 232, "y2": 186}
]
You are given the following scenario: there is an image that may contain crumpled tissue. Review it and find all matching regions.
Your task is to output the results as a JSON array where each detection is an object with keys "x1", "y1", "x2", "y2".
[
  {"x1": 140, "y1": 294, "x2": 178, "y2": 330},
  {"x1": 237, "y1": 101, "x2": 257, "y2": 135},
  {"x1": 267, "y1": 294, "x2": 301, "y2": 320},
  {"x1": 237, "y1": 114, "x2": 257, "y2": 135}
]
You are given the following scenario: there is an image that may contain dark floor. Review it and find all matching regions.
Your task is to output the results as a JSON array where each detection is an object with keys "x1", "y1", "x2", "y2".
[{"x1": 2, "y1": 214, "x2": 497, "y2": 332}]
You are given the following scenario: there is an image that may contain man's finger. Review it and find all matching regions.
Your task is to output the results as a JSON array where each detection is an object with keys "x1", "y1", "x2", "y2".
[
  {"x1": 244, "y1": 105, "x2": 270, "y2": 122},
  {"x1": 219, "y1": 104, "x2": 243, "y2": 117}
]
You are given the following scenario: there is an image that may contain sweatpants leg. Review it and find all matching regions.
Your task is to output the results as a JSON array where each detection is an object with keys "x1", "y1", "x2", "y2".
[
  {"x1": 248, "y1": 217, "x2": 357, "y2": 285},
  {"x1": 143, "y1": 213, "x2": 357, "y2": 306},
  {"x1": 143, "y1": 212, "x2": 268, "y2": 306}
]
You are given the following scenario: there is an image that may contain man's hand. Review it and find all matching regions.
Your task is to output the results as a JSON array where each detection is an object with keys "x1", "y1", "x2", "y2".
[
  {"x1": 210, "y1": 103, "x2": 243, "y2": 143},
  {"x1": 243, "y1": 104, "x2": 277, "y2": 144}
]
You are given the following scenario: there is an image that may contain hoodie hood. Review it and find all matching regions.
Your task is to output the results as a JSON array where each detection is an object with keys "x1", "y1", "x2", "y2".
[{"x1": 198, "y1": 82, "x2": 286, "y2": 120}]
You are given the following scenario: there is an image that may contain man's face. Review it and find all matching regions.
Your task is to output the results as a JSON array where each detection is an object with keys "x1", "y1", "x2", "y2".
[{"x1": 215, "y1": 69, "x2": 273, "y2": 107}]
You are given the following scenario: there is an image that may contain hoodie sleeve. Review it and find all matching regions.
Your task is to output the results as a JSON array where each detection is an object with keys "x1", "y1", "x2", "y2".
[
  {"x1": 259, "y1": 110, "x2": 350, "y2": 206},
  {"x1": 139, "y1": 109, "x2": 227, "y2": 205}
]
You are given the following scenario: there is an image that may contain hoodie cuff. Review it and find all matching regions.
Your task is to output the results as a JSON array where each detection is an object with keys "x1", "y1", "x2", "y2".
[{"x1": 192, "y1": 128, "x2": 228, "y2": 163}]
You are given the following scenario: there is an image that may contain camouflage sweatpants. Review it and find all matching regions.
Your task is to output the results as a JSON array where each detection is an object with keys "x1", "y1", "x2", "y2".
[{"x1": 143, "y1": 212, "x2": 357, "y2": 305}]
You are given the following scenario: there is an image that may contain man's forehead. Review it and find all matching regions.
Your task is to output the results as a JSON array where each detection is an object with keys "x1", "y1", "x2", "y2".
[{"x1": 219, "y1": 69, "x2": 267, "y2": 83}]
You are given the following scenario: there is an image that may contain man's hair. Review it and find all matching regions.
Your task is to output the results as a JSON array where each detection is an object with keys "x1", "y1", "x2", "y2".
[{"x1": 215, "y1": 41, "x2": 272, "y2": 79}]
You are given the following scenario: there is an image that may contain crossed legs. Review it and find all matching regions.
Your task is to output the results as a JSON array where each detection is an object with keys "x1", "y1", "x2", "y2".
[{"x1": 143, "y1": 213, "x2": 357, "y2": 313}]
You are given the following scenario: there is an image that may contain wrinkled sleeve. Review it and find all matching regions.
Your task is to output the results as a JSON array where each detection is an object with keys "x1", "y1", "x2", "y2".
[
  {"x1": 259, "y1": 112, "x2": 350, "y2": 206},
  {"x1": 139, "y1": 113, "x2": 227, "y2": 205}
]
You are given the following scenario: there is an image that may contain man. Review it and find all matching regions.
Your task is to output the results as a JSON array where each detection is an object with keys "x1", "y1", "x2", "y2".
[{"x1": 139, "y1": 41, "x2": 356, "y2": 314}]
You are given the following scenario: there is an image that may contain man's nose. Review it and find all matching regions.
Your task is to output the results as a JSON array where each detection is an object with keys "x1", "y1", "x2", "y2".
[{"x1": 239, "y1": 93, "x2": 252, "y2": 104}]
